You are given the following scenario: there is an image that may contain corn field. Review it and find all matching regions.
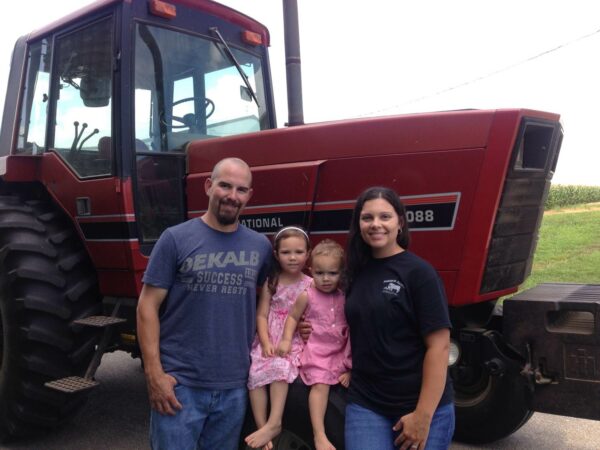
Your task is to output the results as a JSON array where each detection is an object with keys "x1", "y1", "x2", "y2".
[{"x1": 545, "y1": 184, "x2": 600, "y2": 209}]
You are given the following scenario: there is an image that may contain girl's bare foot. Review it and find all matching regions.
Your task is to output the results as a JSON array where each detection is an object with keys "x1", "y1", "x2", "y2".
[
  {"x1": 314, "y1": 432, "x2": 336, "y2": 450},
  {"x1": 245, "y1": 423, "x2": 281, "y2": 449}
]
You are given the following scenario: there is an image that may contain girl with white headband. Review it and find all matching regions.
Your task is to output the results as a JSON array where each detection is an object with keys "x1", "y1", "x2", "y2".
[{"x1": 245, "y1": 226, "x2": 312, "y2": 450}]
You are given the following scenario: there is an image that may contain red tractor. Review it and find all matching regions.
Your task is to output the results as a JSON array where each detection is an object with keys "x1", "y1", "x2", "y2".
[{"x1": 0, "y1": 0, "x2": 598, "y2": 447}]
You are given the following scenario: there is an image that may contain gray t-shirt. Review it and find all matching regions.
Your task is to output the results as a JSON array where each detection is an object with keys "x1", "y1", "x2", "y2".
[{"x1": 143, "y1": 218, "x2": 272, "y2": 389}]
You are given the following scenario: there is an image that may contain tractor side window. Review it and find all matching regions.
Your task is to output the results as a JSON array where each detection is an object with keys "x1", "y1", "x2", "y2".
[
  {"x1": 16, "y1": 39, "x2": 52, "y2": 155},
  {"x1": 51, "y1": 18, "x2": 113, "y2": 177}
]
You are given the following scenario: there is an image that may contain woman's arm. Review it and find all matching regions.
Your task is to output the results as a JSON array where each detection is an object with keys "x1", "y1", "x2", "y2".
[
  {"x1": 393, "y1": 327, "x2": 450, "y2": 449},
  {"x1": 256, "y1": 283, "x2": 274, "y2": 356},
  {"x1": 277, "y1": 291, "x2": 309, "y2": 355}
]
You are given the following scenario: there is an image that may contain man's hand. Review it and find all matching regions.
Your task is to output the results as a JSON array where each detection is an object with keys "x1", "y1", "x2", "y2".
[{"x1": 146, "y1": 371, "x2": 182, "y2": 416}]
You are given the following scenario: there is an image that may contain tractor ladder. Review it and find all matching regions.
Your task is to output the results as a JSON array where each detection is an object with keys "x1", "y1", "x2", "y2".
[{"x1": 44, "y1": 301, "x2": 127, "y2": 394}]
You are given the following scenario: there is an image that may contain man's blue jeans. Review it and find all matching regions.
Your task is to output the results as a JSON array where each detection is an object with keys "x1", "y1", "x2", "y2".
[
  {"x1": 345, "y1": 401, "x2": 455, "y2": 450},
  {"x1": 150, "y1": 384, "x2": 247, "y2": 450}
]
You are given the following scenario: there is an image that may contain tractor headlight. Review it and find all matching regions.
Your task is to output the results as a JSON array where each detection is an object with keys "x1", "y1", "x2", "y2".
[{"x1": 448, "y1": 339, "x2": 461, "y2": 367}]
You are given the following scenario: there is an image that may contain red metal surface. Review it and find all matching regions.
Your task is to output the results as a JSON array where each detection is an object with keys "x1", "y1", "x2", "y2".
[
  {"x1": 38, "y1": 152, "x2": 141, "y2": 296},
  {"x1": 452, "y1": 110, "x2": 523, "y2": 305},
  {"x1": 39, "y1": 152, "x2": 123, "y2": 217},
  {"x1": 0, "y1": 155, "x2": 40, "y2": 181},
  {"x1": 187, "y1": 110, "x2": 495, "y2": 173},
  {"x1": 171, "y1": 0, "x2": 270, "y2": 45},
  {"x1": 186, "y1": 109, "x2": 559, "y2": 306},
  {"x1": 28, "y1": 0, "x2": 269, "y2": 46},
  {"x1": 28, "y1": 0, "x2": 122, "y2": 41},
  {"x1": 2, "y1": 108, "x2": 560, "y2": 304}
]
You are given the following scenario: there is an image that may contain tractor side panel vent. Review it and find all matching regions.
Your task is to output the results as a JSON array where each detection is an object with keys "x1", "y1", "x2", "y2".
[
  {"x1": 515, "y1": 125, "x2": 554, "y2": 170},
  {"x1": 480, "y1": 120, "x2": 563, "y2": 294}
]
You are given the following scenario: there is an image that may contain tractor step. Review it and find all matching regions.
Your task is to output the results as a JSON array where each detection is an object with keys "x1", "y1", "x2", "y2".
[
  {"x1": 73, "y1": 315, "x2": 126, "y2": 327},
  {"x1": 45, "y1": 376, "x2": 99, "y2": 394}
]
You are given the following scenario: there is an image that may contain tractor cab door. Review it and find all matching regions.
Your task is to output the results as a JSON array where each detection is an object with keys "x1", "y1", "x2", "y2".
[{"x1": 131, "y1": 19, "x2": 272, "y2": 252}]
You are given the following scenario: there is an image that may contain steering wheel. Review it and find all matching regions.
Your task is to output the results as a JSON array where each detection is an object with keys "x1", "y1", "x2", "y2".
[{"x1": 161, "y1": 97, "x2": 215, "y2": 130}]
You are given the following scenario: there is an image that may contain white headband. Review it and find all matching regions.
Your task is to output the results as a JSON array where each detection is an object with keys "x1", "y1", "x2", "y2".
[{"x1": 275, "y1": 226, "x2": 309, "y2": 241}]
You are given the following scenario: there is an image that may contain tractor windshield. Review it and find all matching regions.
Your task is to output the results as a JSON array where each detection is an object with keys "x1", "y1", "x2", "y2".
[{"x1": 134, "y1": 23, "x2": 270, "y2": 152}]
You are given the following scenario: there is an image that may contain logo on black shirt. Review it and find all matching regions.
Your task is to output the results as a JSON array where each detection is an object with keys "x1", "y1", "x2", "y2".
[{"x1": 382, "y1": 280, "x2": 404, "y2": 296}]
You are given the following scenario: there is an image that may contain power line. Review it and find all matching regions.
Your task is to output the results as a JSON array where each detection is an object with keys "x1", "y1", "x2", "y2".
[{"x1": 361, "y1": 26, "x2": 600, "y2": 117}]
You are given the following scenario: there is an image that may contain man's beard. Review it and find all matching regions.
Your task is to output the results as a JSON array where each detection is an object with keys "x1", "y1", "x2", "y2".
[{"x1": 215, "y1": 199, "x2": 240, "y2": 225}]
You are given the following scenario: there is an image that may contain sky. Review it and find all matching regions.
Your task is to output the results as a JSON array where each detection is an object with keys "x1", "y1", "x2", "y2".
[{"x1": 1, "y1": 0, "x2": 599, "y2": 185}]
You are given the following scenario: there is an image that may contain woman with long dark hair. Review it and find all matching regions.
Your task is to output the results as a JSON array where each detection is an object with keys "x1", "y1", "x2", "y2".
[{"x1": 344, "y1": 186, "x2": 454, "y2": 450}]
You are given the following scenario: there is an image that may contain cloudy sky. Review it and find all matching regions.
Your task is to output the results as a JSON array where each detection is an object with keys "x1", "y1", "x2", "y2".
[{"x1": 2, "y1": 0, "x2": 599, "y2": 185}]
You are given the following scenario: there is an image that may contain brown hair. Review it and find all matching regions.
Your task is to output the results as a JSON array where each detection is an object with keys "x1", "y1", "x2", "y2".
[
  {"x1": 347, "y1": 186, "x2": 410, "y2": 287},
  {"x1": 267, "y1": 226, "x2": 311, "y2": 294}
]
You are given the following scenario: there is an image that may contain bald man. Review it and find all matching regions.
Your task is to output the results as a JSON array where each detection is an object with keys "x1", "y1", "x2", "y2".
[{"x1": 137, "y1": 158, "x2": 272, "y2": 450}]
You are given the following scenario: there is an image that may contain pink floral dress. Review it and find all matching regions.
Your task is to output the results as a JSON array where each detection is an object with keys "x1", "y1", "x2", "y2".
[
  {"x1": 247, "y1": 274, "x2": 312, "y2": 390},
  {"x1": 299, "y1": 285, "x2": 351, "y2": 386}
]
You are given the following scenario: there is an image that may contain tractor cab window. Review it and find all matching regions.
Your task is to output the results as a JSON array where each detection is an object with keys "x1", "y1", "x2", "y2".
[
  {"x1": 16, "y1": 39, "x2": 52, "y2": 155},
  {"x1": 51, "y1": 18, "x2": 114, "y2": 178},
  {"x1": 133, "y1": 23, "x2": 269, "y2": 246},
  {"x1": 133, "y1": 23, "x2": 269, "y2": 152}
]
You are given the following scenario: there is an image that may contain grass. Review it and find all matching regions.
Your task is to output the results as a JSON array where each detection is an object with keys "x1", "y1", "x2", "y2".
[{"x1": 520, "y1": 206, "x2": 600, "y2": 291}]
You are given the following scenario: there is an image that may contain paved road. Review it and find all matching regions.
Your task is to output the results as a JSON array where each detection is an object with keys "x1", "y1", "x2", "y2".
[{"x1": 2, "y1": 351, "x2": 599, "y2": 450}]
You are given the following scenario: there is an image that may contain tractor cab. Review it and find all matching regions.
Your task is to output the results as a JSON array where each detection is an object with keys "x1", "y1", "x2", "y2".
[
  {"x1": 0, "y1": 0, "x2": 278, "y2": 439},
  {"x1": 4, "y1": 0, "x2": 275, "y2": 267}
]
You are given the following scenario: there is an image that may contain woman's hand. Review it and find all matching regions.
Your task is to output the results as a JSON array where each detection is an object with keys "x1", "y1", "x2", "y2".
[{"x1": 392, "y1": 409, "x2": 432, "y2": 450}]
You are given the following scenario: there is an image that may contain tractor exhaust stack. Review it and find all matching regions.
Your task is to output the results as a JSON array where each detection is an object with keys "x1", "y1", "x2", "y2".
[{"x1": 282, "y1": 0, "x2": 304, "y2": 126}]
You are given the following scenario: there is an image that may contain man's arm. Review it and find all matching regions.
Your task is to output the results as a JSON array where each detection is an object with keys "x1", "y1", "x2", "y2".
[{"x1": 136, "y1": 284, "x2": 182, "y2": 416}]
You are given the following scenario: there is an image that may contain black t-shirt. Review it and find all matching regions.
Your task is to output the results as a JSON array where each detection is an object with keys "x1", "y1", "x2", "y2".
[{"x1": 345, "y1": 251, "x2": 453, "y2": 417}]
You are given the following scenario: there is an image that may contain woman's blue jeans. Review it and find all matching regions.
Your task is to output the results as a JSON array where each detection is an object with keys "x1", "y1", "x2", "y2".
[
  {"x1": 150, "y1": 384, "x2": 247, "y2": 450},
  {"x1": 345, "y1": 401, "x2": 455, "y2": 450}
]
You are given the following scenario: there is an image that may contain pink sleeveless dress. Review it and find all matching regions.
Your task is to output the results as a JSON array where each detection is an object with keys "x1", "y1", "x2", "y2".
[
  {"x1": 299, "y1": 286, "x2": 351, "y2": 385},
  {"x1": 247, "y1": 274, "x2": 312, "y2": 390}
]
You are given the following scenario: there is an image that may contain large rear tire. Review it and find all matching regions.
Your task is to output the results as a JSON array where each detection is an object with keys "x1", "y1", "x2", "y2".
[
  {"x1": 452, "y1": 352, "x2": 533, "y2": 444},
  {"x1": 0, "y1": 193, "x2": 102, "y2": 441}
]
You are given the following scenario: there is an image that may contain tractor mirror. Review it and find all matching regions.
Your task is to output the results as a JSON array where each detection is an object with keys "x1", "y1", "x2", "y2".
[
  {"x1": 80, "y1": 75, "x2": 111, "y2": 107},
  {"x1": 240, "y1": 85, "x2": 252, "y2": 102}
]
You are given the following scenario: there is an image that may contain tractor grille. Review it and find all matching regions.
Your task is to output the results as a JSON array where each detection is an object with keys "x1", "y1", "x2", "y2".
[{"x1": 480, "y1": 119, "x2": 562, "y2": 294}]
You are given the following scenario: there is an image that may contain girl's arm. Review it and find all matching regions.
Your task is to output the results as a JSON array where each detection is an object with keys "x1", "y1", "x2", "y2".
[
  {"x1": 339, "y1": 326, "x2": 352, "y2": 388},
  {"x1": 277, "y1": 291, "x2": 309, "y2": 355},
  {"x1": 256, "y1": 283, "x2": 274, "y2": 357},
  {"x1": 392, "y1": 327, "x2": 450, "y2": 449},
  {"x1": 342, "y1": 330, "x2": 352, "y2": 370}
]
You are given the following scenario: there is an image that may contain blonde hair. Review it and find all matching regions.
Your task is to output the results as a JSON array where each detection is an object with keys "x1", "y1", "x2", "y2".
[{"x1": 310, "y1": 239, "x2": 347, "y2": 290}]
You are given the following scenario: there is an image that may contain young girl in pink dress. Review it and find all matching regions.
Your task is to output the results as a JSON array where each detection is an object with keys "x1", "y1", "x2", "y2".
[
  {"x1": 278, "y1": 239, "x2": 351, "y2": 450},
  {"x1": 245, "y1": 226, "x2": 312, "y2": 450}
]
